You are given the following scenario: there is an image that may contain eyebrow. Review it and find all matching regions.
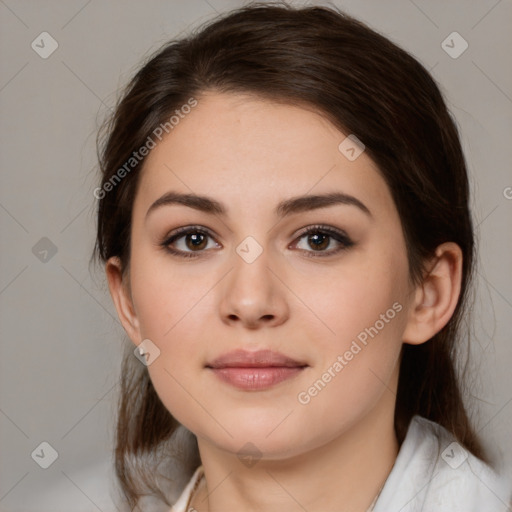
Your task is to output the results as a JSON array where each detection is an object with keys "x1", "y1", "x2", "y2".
[{"x1": 145, "y1": 191, "x2": 372, "y2": 221}]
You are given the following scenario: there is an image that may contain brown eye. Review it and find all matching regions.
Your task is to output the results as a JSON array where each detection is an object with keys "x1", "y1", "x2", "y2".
[
  {"x1": 161, "y1": 226, "x2": 219, "y2": 258},
  {"x1": 184, "y1": 232, "x2": 208, "y2": 251},
  {"x1": 293, "y1": 225, "x2": 354, "y2": 257},
  {"x1": 306, "y1": 232, "x2": 330, "y2": 251}
]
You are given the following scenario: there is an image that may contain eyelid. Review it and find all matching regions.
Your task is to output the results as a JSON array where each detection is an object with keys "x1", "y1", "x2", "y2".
[
  {"x1": 163, "y1": 225, "x2": 213, "y2": 240},
  {"x1": 293, "y1": 224, "x2": 351, "y2": 240}
]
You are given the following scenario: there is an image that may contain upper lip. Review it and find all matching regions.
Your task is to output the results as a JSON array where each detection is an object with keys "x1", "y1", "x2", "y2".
[{"x1": 206, "y1": 349, "x2": 308, "y2": 369}]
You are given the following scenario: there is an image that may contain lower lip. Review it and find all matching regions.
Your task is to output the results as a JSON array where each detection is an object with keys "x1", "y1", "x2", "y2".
[{"x1": 208, "y1": 366, "x2": 305, "y2": 390}]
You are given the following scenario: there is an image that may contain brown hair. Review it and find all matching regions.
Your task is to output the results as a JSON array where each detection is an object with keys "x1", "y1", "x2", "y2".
[{"x1": 92, "y1": 2, "x2": 488, "y2": 509}]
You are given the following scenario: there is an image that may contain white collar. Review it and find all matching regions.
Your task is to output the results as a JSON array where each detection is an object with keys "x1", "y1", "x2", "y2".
[{"x1": 373, "y1": 415, "x2": 511, "y2": 511}]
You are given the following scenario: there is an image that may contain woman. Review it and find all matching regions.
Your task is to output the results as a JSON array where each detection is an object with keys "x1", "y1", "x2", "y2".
[{"x1": 93, "y1": 3, "x2": 512, "y2": 511}]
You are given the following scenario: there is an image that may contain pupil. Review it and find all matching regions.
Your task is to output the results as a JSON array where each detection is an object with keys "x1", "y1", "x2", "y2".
[
  {"x1": 309, "y1": 233, "x2": 328, "y2": 250},
  {"x1": 187, "y1": 233, "x2": 206, "y2": 250}
]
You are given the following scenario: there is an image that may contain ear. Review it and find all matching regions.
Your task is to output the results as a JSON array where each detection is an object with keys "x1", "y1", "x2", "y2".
[
  {"x1": 105, "y1": 256, "x2": 141, "y2": 346},
  {"x1": 402, "y1": 242, "x2": 463, "y2": 345}
]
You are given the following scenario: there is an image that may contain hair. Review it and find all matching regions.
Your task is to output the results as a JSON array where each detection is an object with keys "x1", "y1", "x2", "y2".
[{"x1": 92, "y1": 2, "x2": 489, "y2": 509}]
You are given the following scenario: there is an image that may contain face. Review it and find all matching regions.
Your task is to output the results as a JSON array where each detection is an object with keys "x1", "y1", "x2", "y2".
[{"x1": 116, "y1": 92, "x2": 417, "y2": 459}]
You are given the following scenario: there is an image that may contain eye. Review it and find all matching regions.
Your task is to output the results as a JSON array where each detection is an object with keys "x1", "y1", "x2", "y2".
[
  {"x1": 161, "y1": 226, "x2": 220, "y2": 258},
  {"x1": 292, "y1": 225, "x2": 354, "y2": 258},
  {"x1": 160, "y1": 224, "x2": 354, "y2": 259}
]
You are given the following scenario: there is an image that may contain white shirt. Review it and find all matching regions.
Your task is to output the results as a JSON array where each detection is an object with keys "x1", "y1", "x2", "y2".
[{"x1": 170, "y1": 415, "x2": 512, "y2": 512}]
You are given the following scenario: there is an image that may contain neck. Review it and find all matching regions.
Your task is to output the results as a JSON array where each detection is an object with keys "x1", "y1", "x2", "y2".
[{"x1": 190, "y1": 384, "x2": 399, "y2": 512}]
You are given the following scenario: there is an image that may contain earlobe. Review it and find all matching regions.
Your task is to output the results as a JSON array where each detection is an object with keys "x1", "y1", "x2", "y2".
[
  {"x1": 402, "y1": 242, "x2": 463, "y2": 345},
  {"x1": 105, "y1": 256, "x2": 141, "y2": 345}
]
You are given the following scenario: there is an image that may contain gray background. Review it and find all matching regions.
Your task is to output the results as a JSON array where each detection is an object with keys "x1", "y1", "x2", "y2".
[{"x1": 0, "y1": 0, "x2": 511, "y2": 510}]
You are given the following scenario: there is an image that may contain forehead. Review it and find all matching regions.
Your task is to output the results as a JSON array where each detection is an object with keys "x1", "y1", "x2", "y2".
[{"x1": 134, "y1": 92, "x2": 395, "y2": 221}]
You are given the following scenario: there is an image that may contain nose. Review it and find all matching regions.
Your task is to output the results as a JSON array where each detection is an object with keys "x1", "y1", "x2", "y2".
[{"x1": 219, "y1": 246, "x2": 289, "y2": 330}]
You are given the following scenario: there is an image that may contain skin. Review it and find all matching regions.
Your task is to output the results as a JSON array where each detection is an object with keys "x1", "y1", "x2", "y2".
[{"x1": 106, "y1": 92, "x2": 463, "y2": 511}]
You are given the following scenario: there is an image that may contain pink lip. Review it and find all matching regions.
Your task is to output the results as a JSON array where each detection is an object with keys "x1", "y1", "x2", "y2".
[
  {"x1": 206, "y1": 349, "x2": 308, "y2": 391},
  {"x1": 206, "y1": 349, "x2": 306, "y2": 368}
]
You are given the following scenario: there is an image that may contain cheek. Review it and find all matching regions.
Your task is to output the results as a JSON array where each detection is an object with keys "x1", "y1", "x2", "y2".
[
  {"x1": 128, "y1": 258, "x2": 214, "y2": 419},
  {"x1": 130, "y1": 253, "x2": 207, "y2": 341},
  {"x1": 295, "y1": 243, "x2": 408, "y2": 412},
  {"x1": 300, "y1": 251, "x2": 408, "y2": 353},
  {"x1": 293, "y1": 279, "x2": 406, "y2": 440}
]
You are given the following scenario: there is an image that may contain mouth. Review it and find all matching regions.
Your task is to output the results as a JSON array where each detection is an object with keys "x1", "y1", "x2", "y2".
[{"x1": 205, "y1": 349, "x2": 308, "y2": 391}]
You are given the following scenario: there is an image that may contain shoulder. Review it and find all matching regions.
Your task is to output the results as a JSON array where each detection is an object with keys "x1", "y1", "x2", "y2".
[{"x1": 374, "y1": 415, "x2": 512, "y2": 512}]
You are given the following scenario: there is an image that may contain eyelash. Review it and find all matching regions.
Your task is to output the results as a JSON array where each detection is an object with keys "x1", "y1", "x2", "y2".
[{"x1": 160, "y1": 224, "x2": 354, "y2": 259}]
